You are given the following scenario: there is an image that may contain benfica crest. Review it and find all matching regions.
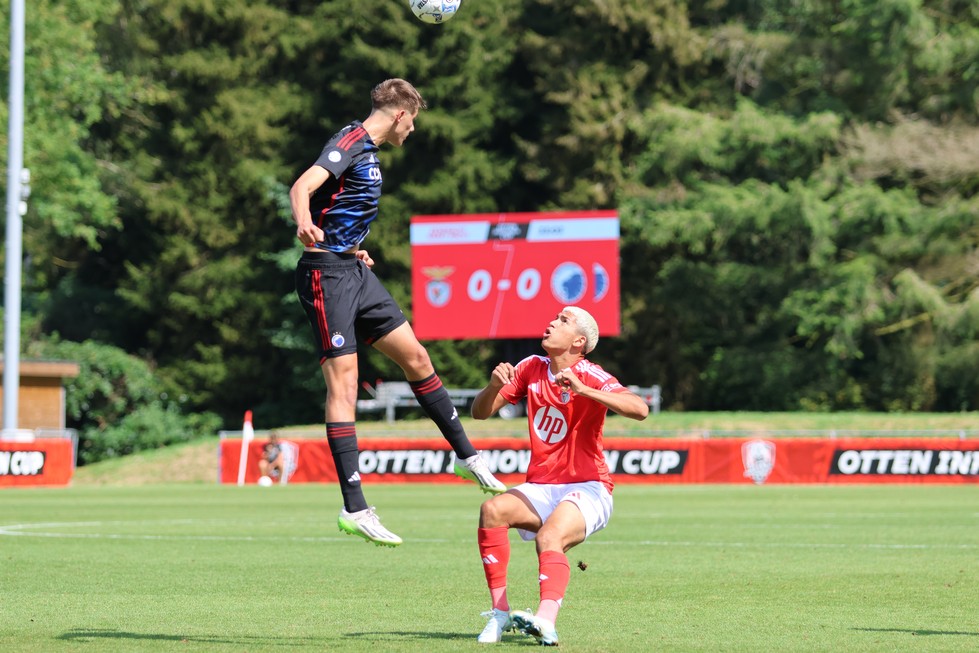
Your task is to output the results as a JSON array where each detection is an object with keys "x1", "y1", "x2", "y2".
[
  {"x1": 423, "y1": 266, "x2": 454, "y2": 307},
  {"x1": 742, "y1": 439, "x2": 776, "y2": 484}
]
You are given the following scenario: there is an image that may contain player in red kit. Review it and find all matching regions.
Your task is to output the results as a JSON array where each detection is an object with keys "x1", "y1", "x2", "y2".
[{"x1": 468, "y1": 307, "x2": 650, "y2": 645}]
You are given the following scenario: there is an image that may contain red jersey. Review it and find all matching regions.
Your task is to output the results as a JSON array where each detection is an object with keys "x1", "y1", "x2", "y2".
[{"x1": 499, "y1": 355, "x2": 628, "y2": 494}]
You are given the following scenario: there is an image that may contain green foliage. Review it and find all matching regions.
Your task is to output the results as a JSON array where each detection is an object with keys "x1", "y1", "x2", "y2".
[
  {"x1": 718, "y1": 0, "x2": 979, "y2": 121},
  {"x1": 81, "y1": 402, "x2": 220, "y2": 464},
  {"x1": 25, "y1": 338, "x2": 220, "y2": 464},
  {"x1": 0, "y1": 0, "x2": 133, "y2": 298},
  {"x1": 617, "y1": 91, "x2": 977, "y2": 410},
  {"x1": 4, "y1": 0, "x2": 978, "y2": 426}
]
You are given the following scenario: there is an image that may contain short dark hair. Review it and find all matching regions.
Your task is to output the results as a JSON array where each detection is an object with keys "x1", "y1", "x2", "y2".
[{"x1": 371, "y1": 78, "x2": 427, "y2": 114}]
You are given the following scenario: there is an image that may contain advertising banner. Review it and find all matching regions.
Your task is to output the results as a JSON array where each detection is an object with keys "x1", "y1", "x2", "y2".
[
  {"x1": 0, "y1": 438, "x2": 74, "y2": 487},
  {"x1": 219, "y1": 437, "x2": 979, "y2": 486},
  {"x1": 410, "y1": 211, "x2": 620, "y2": 339}
]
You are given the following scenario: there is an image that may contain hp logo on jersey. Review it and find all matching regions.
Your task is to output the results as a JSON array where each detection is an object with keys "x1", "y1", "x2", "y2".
[{"x1": 532, "y1": 406, "x2": 568, "y2": 444}]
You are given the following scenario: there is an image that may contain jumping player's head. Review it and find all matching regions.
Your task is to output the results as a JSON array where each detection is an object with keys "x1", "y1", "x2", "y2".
[
  {"x1": 371, "y1": 78, "x2": 427, "y2": 114},
  {"x1": 367, "y1": 79, "x2": 427, "y2": 147}
]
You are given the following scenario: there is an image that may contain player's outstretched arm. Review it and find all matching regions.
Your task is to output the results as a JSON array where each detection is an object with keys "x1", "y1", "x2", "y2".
[
  {"x1": 579, "y1": 385, "x2": 649, "y2": 421},
  {"x1": 555, "y1": 368, "x2": 649, "y2": 421},
  {"x1": 599, "y1": 388, "x2": 650, "y2": 421}
]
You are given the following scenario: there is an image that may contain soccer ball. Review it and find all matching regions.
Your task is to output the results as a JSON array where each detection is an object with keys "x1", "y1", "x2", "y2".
[
  {"x1": 408, "y1": 0, "x2": 462, "y2": 24},
  {"x1": 257, "y1": 475, "x2": 273, "y2": 487}
]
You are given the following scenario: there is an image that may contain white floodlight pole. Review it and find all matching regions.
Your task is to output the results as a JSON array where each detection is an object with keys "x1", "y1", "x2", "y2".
[{"x1": 3, "y1": 0, "x2": 26, "y2": 432}]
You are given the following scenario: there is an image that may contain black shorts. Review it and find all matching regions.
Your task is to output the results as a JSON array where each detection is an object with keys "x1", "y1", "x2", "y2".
[{"x1": 295, "y1": 251, "x2": 407, "y2": 359}]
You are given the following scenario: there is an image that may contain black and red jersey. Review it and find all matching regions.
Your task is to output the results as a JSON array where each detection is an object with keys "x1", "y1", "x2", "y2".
[{"x1": 309, "y1": 121, "x2": 383, "y2": 252}]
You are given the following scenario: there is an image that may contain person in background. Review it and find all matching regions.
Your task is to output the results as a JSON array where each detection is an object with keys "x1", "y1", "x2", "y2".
[{"x1": 257, "y1": 432, "x2": 285, "y2": 486}]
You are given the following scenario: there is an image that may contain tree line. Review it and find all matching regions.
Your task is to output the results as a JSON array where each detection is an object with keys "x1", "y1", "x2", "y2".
[{"x1": 1, "y1": 0, "x2": 977, "y2": 462}]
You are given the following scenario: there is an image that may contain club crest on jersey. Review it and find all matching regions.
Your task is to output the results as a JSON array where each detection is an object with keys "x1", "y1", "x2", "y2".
[
  {"x1": 328, "y1": 150, "x2": 342, "y2": 163},
  {"x1": 423, "y1": 266, "x2": 454, "y2": 307},
  {"x1": 330, "y1": 332, "x2": 345, "y2": 348},
  {"x1": 742, "y1": 439, "x2": 776, "y2": 484},
  {"x1": 532, "y1": 406, "x2": 568, "y2": 444}
]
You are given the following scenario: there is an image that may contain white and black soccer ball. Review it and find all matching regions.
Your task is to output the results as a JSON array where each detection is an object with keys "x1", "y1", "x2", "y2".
[{"x1": 408, "y1": 0, "x2": 462, "y2": 24}]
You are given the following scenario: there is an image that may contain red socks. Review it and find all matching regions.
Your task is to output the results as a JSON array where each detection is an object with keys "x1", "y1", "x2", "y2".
[
  {"x1": 478, "y1": 529, "x2": 571, "y2": 621},
  {"x1": 538, "y1": 550, "x2": 570, "y2": 603},
  {"x1": 478, "y1": 527, "x2": 510, "y2": 589}
]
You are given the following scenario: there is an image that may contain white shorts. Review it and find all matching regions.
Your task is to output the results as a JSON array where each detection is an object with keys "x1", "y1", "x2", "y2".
[{"x1": 511, "y1": 481, "x2": 614, "y2": 542}]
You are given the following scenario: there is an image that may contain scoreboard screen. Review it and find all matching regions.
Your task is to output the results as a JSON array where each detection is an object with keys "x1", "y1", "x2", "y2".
[{"x1": 410, "y1": 210, "x2": 620, "y2": 340}]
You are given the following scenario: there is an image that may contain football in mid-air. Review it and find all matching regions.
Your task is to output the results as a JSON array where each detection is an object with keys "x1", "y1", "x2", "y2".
[{"x1": 408, "y1": 0, "x2": 462, "y2": 24}]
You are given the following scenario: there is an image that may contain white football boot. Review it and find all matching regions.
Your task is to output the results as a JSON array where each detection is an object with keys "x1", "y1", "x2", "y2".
[
  {"x1": 477, "y1": 608, "x2": 514, "y2": 643},
  {"x1": 510, "y1": 610, "x2": 559, "y2": 646},
  {"x1": 337, "y1": 507, "x2": 402, "y2": 547},
  {"x1": 454, "y1": 453, "x2": 507, "y2": 495}
]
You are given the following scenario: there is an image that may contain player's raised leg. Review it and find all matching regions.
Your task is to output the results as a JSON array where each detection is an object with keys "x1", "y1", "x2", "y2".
[
  {"x1": 373, "y1": 322, "x2": 505, "y2": 494},
  {"x1": 322, "y1": 354, "x2": 401, "y2": 546}
]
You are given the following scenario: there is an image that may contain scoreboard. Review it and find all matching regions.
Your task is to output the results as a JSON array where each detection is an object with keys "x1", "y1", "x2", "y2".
[{"x1": 410, "y1": 210, "x2": 620, "y2": 340}]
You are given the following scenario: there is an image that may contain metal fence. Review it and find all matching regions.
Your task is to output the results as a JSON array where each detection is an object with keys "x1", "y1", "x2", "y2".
[{"x1": 354, "y1": 382, "x2": 663, "y2": 423}]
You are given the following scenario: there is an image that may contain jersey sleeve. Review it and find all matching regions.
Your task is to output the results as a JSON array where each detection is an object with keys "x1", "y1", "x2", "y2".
[
  {"x1": 313, "y1": 127, "x2": 364, "y2": 178},
  {"x1": 499, "y1": 355, "x2": 536, "y2": 404},
  {"x1": 577, "y1": 360, "x2": 627, "y2": 393}
]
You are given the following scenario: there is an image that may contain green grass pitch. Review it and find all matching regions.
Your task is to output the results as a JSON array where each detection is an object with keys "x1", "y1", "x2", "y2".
[{"x1": 1, "y1": 483, "x2": 976, "y2": 652}]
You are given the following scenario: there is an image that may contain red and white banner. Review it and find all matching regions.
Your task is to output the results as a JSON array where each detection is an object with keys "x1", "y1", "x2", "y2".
[
  {"x1": 0, "y1": 438, "x2": 74, "y2": 487},
  {"x1": 220, "y1": 437, "x2": 979, "y2": 486},
  {"x1": 410, "y1": 211, "x2": 620, "y2": 339}
]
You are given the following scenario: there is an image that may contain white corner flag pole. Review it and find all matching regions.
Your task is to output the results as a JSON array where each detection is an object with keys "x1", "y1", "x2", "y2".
[{"x1": 236, "y1": 410, "x2": 254, "y2": 486}]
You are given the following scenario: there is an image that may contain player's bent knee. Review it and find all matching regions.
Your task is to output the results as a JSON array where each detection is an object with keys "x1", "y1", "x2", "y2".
[
  {"x1": 479, "y1": 496, "x2": 510, "y2": 527},
  {"x1": 535, "y1": 526, "x2": 569, "y2": 552},
  {"x1": 404, "y1": 347, "x2": 432, "y2": 376}
]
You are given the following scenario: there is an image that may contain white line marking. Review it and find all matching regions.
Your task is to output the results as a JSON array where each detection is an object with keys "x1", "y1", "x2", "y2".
[
  {"x1": 0, "y1": 520, "x2": 447, "y2": 543},
  {"x1": 589, "y1": 539, "x2": 978, "y2": 550},
  {"x1": 0, "y1": 520, "x2": 973, "y2": 549}
]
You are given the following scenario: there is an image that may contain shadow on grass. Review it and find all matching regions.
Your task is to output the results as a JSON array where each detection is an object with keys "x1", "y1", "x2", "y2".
[
  {"x1": 56, "y1": 629, "x2": 330, "y2": 646},
  {"x1": 854, "y1": 627, "x2": 979, "y2": 637},
  {"x1": 57, "y1": 628, "x2": 538, "y2": 646},
  {"x1": 346, "y1": 631, "x2": 479, "y2": 642},
  {"x1": 346, "y1": 631, "x2": 539, "y2": 645}
]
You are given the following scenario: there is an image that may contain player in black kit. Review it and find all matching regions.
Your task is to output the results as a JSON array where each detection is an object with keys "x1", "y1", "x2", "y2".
[{"x1": 290, "y1": 79, "x2": 505, "y2": 547}]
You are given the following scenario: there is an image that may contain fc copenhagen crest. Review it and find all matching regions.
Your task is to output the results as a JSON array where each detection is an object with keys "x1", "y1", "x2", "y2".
[
  {"x1": 423, "y1": 266, "x2": 455, "y2": 308},
  {"x1": 742, "y1": 439, "x2": 776, "y2": 484},
  {"x1": 550, "y1": 262, "x2": 587, "y2": 304}
]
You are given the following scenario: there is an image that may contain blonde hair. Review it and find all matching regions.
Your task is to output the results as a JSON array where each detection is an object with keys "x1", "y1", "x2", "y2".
[
  {"x1": 371, "y1": 78, "x2": 427, "y2": 114},
  {"x1": 563, "y1": 306, "x2": 599, "y2": 354}
]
